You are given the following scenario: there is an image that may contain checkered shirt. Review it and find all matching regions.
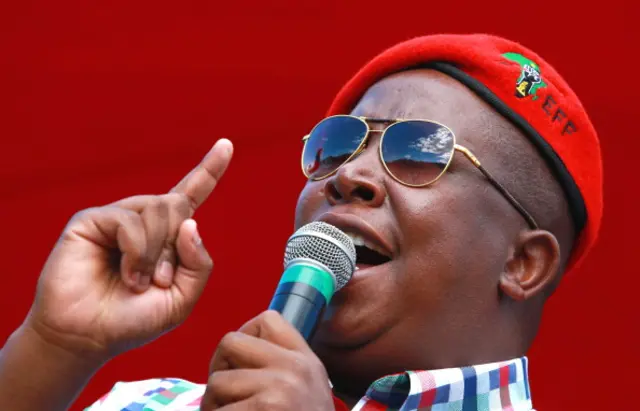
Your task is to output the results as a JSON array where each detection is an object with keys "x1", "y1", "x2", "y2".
[{"x1": 84, "y1": 357, "x2": 533, "y2": 411}]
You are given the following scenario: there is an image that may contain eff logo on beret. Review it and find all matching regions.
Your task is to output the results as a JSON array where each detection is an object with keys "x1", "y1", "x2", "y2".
[{"x1": 502, "y1": 52, "x2": 547, "y2": 100}]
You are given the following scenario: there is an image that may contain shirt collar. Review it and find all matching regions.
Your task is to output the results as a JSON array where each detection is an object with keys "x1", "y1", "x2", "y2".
[{"x1": 352, "y1": 356, "x2": 533, "y2": 410}]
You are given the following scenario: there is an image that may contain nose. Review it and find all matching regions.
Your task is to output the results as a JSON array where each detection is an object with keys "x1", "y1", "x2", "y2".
[{"x1": 324, "y1": 143, "x2": 386, "y2": 207}]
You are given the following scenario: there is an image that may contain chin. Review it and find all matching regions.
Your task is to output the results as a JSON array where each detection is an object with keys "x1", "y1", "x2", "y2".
[
  {"x1": 310, "y1": 268, "x2": 396, "y2": 350},
  {"x1": 310, "y1": 304, "x2": 403, "y2": 397}
]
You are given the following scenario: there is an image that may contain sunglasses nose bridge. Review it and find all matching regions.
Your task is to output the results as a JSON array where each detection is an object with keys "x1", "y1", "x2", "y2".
[{"x1": 343, "y1": 130, "x2": 385, "y2": 174}]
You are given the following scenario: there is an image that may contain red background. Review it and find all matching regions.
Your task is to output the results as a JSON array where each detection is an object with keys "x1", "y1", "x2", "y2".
[{"x1": 1, "y1": 1, "x2": 638, "y2": 410}]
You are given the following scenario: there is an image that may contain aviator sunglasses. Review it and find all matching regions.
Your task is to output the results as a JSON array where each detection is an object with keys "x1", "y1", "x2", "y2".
[{"x1": 301, "y1": 115, "x2": 539, "y2": 229}]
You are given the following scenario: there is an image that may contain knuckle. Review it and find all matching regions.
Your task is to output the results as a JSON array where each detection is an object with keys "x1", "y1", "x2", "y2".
[
  {"x1": 206, "y1": 372, "x2": 222, "y2": 391},
  {"x1": 143, "y1": 197, "x2": 160, "y2": 213},
  {"x1": 167, "y1": 192, "x2": 192, "y2": 216},
  {"x1": 69, "y1": 207, "x2": 98, "y2": 224},
  {"x1": 200, "y1": 385, "x2": 217, "y2": 411},
  {"x1": 122, "y1": 208, "x2": 143, "y2": 226},
  {"x1": 151, "y1": 196, "x2": 170, "y2": 215},
  {"x1": 254, "y1": 392, "x2": 288, "y2": 411},
  {"x1": 289, "y1": 353, "x2": 313, "y2": 379},
  {"x1": 218, "y1": 331, "x2": 242, "y2": 350},
  {"x1": 277, "y1": 371, "x2": 300, "y2": 393},
  {"x1": 260, "y1": 310, "x2": 283, "y2": 325},
  {"x1": 62, "y1": 208, "x2": 99, "y2": 239},
  {"x1": 256, "y1": 310, "x2": 286, "y2": 336},
  {"x1": 203, "y1": 254, "x2": 214, "y2": 271},
  {"x1": 309, "y1": 355, "x2": 326, "y2": 374}
]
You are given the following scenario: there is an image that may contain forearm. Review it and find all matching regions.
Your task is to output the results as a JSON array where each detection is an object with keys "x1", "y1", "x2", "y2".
[{"x1": 0, "y1": 324, "x2": 105, "y2": 411}]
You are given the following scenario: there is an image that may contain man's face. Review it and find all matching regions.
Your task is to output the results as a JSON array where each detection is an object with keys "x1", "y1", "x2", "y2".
[{"x1": 293, "y1": 69, "x2": 526, "y2": 385}]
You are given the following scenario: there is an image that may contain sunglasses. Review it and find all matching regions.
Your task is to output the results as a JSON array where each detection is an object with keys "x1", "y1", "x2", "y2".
[{"x1": 301, "y1": 115, "x2": 538, "y2": 229}]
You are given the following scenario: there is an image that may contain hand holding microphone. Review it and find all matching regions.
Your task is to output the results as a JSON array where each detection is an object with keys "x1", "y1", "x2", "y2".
[{"x1": 201, "y1": 222, "x2": 356, "y2": 411}]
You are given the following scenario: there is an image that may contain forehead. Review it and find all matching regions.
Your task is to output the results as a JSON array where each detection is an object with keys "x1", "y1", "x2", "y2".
[{"x1": 350, "y1": 69, "x2": 488, "y2": 144}]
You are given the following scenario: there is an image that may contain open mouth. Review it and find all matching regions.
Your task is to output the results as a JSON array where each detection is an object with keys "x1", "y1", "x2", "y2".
[
  {"x1": 355, "y1": 245, "x2": 392, "y2": 267},
  {"x1": 345, "y1": 232, "x2": 392, "y2": 269},
  {"x1": 316, "y1": 212, "x2": 395, "y2": 275}
]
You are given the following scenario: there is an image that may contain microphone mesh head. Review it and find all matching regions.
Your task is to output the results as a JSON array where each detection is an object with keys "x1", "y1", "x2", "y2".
[{"x1": 284, "y1": 221, "x2": 356, "y2": 290}]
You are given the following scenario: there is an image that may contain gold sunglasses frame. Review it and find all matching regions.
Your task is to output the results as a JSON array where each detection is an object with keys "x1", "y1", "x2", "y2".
[{"x1": 301, "y1": 115, "x2": 539, "y2": 230}]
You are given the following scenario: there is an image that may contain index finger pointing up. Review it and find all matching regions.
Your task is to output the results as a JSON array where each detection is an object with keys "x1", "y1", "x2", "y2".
[{"x1": 170, "y1": 138, "x2": 234, "y2": 213}]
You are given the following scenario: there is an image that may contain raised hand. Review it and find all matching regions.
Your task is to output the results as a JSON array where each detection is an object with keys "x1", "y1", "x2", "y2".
[{"x1": 24, "y1": 138, "x2": 233, "y2": 360}]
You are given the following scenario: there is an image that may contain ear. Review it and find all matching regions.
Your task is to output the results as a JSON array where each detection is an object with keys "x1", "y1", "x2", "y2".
[{"x1": 499, "y1": 230, "x2": 561, "y2": 301}]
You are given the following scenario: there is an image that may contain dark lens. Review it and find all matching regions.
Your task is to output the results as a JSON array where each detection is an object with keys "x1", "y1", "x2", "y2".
[
  {"x1": 381, "y1": 121, "x2": 455, "y2": 186},
  {"x1": 302, "y1": 116, "x2": 368, "y2": 179}
]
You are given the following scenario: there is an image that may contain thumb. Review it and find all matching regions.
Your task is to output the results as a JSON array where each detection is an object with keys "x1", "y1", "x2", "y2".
[{"x1": 173, "y1": 219, "x2": 213, "y2": 307}]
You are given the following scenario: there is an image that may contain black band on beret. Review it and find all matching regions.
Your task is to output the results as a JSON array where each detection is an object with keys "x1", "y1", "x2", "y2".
[{"x1": 425, "y1": 61, "x2": 587, "y2": 233}]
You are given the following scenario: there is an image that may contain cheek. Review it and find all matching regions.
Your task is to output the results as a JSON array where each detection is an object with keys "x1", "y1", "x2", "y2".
[
  {"x1": 391, "y1": 182, "x2": 508, "y2": 298},
  {"x1": 293, "y1": 181, "x2": 326, "y2": 229}
]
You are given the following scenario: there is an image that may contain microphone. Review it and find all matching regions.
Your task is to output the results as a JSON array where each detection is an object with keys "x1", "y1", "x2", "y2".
[{"x1": 268, "y1": 221, "x2": 356, "y2": 340}]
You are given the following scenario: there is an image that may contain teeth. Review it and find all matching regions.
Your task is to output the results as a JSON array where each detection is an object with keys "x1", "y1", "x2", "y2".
[
  {"x1": 344, "y1": 232, "x2": 390, "y2": 258},
  {"x1": 349, "y1": 233, "x2": 366, "y2": 246}
]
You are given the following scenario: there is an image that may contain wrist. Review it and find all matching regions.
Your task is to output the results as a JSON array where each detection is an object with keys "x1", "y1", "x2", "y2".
[
  {"x1": 17, "y1": 319, "x2": 108, "y2": 372},
  {"x1": 0, "y1": 323, "x2": 107, "y2": 411}
]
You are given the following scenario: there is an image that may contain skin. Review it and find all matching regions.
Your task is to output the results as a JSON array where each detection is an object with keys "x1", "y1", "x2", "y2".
[
  {"x1": 0, "y1": 69, "x2": 573, "y2": 411},
  {"x1": 0, "y1": 139, "x2": 232, "y2": 411},
  {"x1": 295, "y1": 69, "x2": 569, "y2": 400}
]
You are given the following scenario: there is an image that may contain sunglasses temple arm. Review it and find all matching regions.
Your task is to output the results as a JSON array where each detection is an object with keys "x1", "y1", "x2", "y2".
[
  {"x1": 455, "y1": 145, "x2": 539, "y2": 230},
  {"x1": 477, "y1": 165, "x2": 539, "y2": 229}
]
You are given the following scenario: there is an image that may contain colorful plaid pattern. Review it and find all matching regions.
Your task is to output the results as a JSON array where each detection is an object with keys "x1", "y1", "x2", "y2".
[
  {"x1": 353, "y1": 357, "x2": 533, "y2": 411},
  {"x1": 85, "y1": 357, "x2": 533, "y2": 410},
  {"x1": 84, "y1": 378, "x2": 205, "y2": 411}
]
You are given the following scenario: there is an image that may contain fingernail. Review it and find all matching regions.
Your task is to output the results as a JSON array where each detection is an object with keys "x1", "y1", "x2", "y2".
[
  {"x1": 139, "y1": 274, "x2": 151, "y2": 287},
  {"x1": 132, "y1": 271, "x2": 141, "y2": 285},
  {"x1": 192, "y1": 220, "x2": 202, "y2": 246},
  {"x1": 156, "y1": 261, "x2": 173, "y2": 283},
  {"x1": 218, "y1": 138, "x2": 233, "y2": 156}
]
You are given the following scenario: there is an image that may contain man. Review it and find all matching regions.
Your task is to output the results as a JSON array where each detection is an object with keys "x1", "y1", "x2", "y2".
[{"x1": 0, "y1": 34, "x2": 602, "y2": 410}]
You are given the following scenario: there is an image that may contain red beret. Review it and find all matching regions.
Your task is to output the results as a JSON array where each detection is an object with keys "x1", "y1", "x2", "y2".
[{"x1": 327, "y1": 34, "x2": 603, "y2": 273}]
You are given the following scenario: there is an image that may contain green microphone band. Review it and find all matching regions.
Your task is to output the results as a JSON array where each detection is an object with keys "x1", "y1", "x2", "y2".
[{"x1": 279, "y1": 262, "x2": 336, "y2": 303}]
